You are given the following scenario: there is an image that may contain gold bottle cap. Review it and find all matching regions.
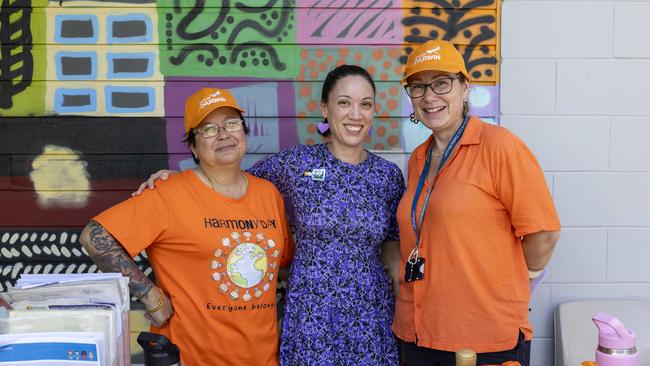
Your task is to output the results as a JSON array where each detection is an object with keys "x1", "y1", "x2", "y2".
[{"x1": 456, "y1": 348, "x2": 477, "y2": 365}]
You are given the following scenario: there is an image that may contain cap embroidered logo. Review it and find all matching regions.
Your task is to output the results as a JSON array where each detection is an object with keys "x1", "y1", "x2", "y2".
[
  {"x1": 200, "y1": 95, "x2": 227, "y2": 109},
  {"x1": 413, "y1": 46, "x2": 441, "y2": 65}
]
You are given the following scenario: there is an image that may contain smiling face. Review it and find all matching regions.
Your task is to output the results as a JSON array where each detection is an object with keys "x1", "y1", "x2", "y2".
[
  {"x1": 320, "y1": 75, "x2": 375, "y2": 150},
  {"x1": 190, "y1": 106, "x2": 247, "y2": 169},
  {"x1": 408, "y1": 70, "x2": 469, "y2": 134}
]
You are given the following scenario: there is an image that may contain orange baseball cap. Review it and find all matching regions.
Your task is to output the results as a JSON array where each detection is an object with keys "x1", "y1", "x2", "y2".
[
  {"x1": 184, "y1": 87, "x2": 245, "y2": 133},
  {"x1": 402, "y1": 40, "x2": 470, "y2": 84}
]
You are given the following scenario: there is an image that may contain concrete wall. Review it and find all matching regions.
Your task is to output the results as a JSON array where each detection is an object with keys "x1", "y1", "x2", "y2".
[{"x1": 501, "y1": 1, "x2": 650, "y2": 364}]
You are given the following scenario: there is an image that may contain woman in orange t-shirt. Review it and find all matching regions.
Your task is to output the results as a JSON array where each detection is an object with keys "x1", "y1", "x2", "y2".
[
  {"x1": 393, "y1": 40, "x2": 561, "y2": 366},
  {"x1": 80, "y1": 87, "x2": 293, "y2": 366}
]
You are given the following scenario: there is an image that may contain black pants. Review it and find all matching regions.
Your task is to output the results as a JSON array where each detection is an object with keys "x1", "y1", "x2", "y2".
[{"x1": 401, "y1": 332, "x2": 530, "y2": 366}]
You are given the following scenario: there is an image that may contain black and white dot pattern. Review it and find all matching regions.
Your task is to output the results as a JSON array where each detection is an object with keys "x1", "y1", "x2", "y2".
[{"x1": 0, "y1": 229, "x2": 152, "y2": 292}]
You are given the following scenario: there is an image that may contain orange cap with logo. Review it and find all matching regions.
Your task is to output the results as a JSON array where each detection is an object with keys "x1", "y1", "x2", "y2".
[
  {"x1": 184, "y1": 87, "x2": 245, "y2": 133},
  {"x1": 401, "y1": 40, "x2": 470, "y2": 84}
]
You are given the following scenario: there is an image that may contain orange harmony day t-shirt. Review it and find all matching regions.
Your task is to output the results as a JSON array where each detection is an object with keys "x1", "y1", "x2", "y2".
[{"x1": 95, "y1": 170, "x2": 294, "y2": 366}]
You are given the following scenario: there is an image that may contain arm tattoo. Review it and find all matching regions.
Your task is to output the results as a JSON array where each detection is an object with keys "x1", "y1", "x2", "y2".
[{"x1": 85, "y1": 220, "x2": 154, "y2": 299}]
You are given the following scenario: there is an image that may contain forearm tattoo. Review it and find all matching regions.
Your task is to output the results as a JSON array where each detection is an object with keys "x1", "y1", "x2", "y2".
[{"x1": 86, "y1": 220, "x2": 154, "y2": 299}]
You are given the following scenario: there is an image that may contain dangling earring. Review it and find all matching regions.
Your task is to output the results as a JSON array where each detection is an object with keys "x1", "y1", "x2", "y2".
[
  {"x1": 317, "y1": 118, "x2": 329, "y2": 134},
  {"x1": 409, "y1": 112, "x2": 421, "y2": 125}
]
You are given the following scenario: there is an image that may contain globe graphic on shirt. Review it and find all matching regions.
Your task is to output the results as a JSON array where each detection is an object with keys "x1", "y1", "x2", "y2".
[{"x1": 226, "y1": 243, "x2": 268, "y2": 288}]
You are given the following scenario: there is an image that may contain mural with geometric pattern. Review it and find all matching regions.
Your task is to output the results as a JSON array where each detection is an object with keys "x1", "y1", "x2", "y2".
[{"x1": 0, "y1": 0, "x2": 500, "y2": 293}]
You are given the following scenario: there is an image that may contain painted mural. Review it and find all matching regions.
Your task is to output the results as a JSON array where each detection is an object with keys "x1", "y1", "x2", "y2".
[{"x1": 0, "y1": 0, "x2": 500, "y2": 293}]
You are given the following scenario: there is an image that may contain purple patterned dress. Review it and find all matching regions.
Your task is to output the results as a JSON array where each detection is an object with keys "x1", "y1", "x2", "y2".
[{"x1": 248, "y1": 144, "x2": 404, "y2": 366}]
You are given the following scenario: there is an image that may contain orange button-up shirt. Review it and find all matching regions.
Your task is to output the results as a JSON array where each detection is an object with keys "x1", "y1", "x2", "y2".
[{"x1": 393, "y1": 117, "x2": 560, "y2": 352}]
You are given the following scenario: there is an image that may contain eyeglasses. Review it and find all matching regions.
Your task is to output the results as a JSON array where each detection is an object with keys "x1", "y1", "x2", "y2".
[
  {"x1": 404, "y1": 75, "x2": 461, "y2": 98},
  {"x1": 194, "y1": 119, "x2": 243, "y2": 138}
]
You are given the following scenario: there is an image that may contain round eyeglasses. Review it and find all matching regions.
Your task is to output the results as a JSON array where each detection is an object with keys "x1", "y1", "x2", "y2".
[
  {"x1": 404, "y1": 75, "x2": 461, "y2": 98},
  {"x1": 194, "y1": 119, "x2": 243, "y2": 138}
]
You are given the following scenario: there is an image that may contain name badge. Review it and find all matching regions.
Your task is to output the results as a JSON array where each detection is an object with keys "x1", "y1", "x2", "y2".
[
  {"x1": 304, "y1": 168, "x2": 326, "y2": 181},
  {"x1": 404, "y1": 257, "x2": 425, "y2": 282}
]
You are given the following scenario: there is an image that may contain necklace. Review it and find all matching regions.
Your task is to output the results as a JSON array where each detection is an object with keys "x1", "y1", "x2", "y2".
[
  {"x1": 198, "y1": 166, "x2": 246, "y2": 198},
  {"x1": 431, "y1": 118, "x2": 464, "y2": 159}
]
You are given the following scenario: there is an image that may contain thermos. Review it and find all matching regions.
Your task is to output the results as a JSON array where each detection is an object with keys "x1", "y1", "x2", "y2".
[
  {"x1": 592, "y1": 312, "x2": 638, "y2": 366},
  {"x1": 137, "y1": 332, "x2": 181, "y2": 366}
]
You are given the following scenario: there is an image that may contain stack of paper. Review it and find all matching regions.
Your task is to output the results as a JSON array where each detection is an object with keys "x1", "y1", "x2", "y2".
[
  {"x1": 0, "y1": 273, "x2": 130, "y2": 366},
  {"x1": 0, "y1": 332, "x2": 103, "y2": 365}
]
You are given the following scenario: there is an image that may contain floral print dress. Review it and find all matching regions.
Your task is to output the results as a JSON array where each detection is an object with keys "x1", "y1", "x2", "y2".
[{"x1": 248, "y1": 143, "x2": 404, "y2": 366}]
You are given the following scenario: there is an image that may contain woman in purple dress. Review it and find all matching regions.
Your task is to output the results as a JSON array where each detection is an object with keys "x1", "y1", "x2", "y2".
[
  {"x1": 250, "y1": 65, "x2": 403, "y2": 365},
  {"x1": 136, "y1": 65, "x2": 404, "y2": 365}
]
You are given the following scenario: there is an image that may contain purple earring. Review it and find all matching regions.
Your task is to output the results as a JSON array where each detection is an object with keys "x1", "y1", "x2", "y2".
[{"x1": 317, "y1": 119, "x2": 329, "y2": 134}]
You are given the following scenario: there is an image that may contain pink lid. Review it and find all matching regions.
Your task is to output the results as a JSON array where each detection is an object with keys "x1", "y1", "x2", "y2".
[{"x1": 592, "y1": 312, "x2": 636, "y2": 349}]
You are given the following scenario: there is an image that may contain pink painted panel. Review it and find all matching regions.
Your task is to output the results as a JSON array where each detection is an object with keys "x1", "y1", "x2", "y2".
[{"x1": 296, "y1": 0, "x2": 402, "y2": 44}]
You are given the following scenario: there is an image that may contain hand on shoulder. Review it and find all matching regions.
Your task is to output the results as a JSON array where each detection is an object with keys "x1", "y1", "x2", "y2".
[{"x1": 132, "y1": 169, "x2": 177, "y2": 196}]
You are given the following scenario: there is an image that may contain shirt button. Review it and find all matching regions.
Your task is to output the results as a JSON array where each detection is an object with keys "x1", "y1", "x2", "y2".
[{"x1": 416, "y1": 304, "x2": 421, "y2": 309}]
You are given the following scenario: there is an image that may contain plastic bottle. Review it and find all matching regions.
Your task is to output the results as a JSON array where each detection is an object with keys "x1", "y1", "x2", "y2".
[
  {"x1": 592, "y1": 312, "x2": 638, "y2": 366},
  {"x1": 456, "y1": 348, "x2": 477, "y2": 366}
]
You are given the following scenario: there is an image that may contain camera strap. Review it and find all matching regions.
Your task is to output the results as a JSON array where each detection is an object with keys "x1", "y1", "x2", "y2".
[{"x1": 408, "y1": 116, "x2": 469, "y2": 264}]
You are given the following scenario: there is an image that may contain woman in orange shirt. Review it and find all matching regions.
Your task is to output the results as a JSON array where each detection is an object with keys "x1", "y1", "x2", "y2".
[
  {"x1": 393, "y1": 40, "x2": 561, "y2": 366},
  {"x1": 80, "y1": 87, "x2": 293, "y2": 366}
]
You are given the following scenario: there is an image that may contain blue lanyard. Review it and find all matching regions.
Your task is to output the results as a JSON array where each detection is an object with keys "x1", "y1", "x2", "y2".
[{"x1": 409, "y1": 116, "x2": 469, "y2": 260}]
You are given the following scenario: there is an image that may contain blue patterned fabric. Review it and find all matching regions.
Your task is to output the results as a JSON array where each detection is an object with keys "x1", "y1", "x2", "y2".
[{"x1": 248, "y1": 143, "x2": 404, "y2": 366}]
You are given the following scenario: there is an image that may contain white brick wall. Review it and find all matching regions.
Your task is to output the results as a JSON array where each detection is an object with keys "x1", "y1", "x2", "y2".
[
  {"x1": 500, "y1": 60, "x2": 556, "y2": 114},
  {"x1": 501, "y1": 2, "x2": 613, "y2": 58},
  {"x1": 611, "y1": 117, "x2": 650, "y2": 171},
  {"x1": 501, "y1": 1, "x2": 650, "y2": 365},
  {"x1": 614, "y1": 3, "x2": 650, "y2": 57},
  {"x1": 557, "y1": 60, "x2": 650, "y2": 115}
]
